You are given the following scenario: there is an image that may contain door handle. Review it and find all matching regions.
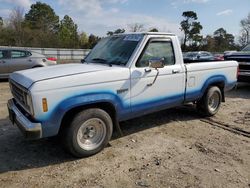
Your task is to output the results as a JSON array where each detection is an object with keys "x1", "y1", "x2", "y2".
[
  {"x1": 144, "y1": 68, "x2": 152, "y2": 73},
  {"x1": 172, "y1": 69, "x2": 180, "y2": 74}
]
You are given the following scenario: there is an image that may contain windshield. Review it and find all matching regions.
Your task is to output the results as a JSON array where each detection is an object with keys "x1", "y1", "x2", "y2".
[
  {"x1": 85, "y1": 34, "x2": 143, "y2": 66},
  {"x1": 242, "y1": 43, "x2": 250, "y2": 52}
]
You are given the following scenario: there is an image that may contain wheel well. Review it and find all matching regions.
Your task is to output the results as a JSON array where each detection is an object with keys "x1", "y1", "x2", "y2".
[
  {"x1": 207, "y1": 81, "x2": 225, "y2": 102},
  {"x1": 59, "y1": 102, "x2": 117, "y2": 135}
]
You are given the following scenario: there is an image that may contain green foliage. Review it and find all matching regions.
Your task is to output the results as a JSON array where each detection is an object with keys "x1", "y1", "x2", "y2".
[
  {"x1": 180, "y1": 11, "x2": 203, "y2": 50},
  {"x1": 58, "y1": 15, "x2": 79, "y2": 48},
  {"x1": 107, "y1": 28, "x2": 125, "y2": 36},
  {"x1": 0, "y1": 27, "x2": 16, "y2": 46},
  {"x1": 21, "y1": 2, "x2": 60, "y2": 47},
  {"x1": 24, "y1": 1, "x2": 59, "y2": 33},
  {"x1": 128, "y1": 23, "x2": 144, "y2": 32},
  {"x1": 79, "y1": 32, "x2": 89, "y2": 48},
  {"x1": 149, "y1": 28, "x2": 159, "y2": 32},
  {"x1": 88, "y1": 34, "x2": 101, "y2": 48},
  {"x1": 239, "y1": 12, "x2": 250, "y2": 46},
  {"x1": 0, "y1": 3, "x2": 102, "y2": 49},
  {"x1": 213, "y1": 28, "x2": 235, "y2": 51},
  {"x1": 0, "y1": 3, "x2": 246, "y2": 53},
  {"x1": 185, "y1": 28, "x2": 238, "y2": 52},
  {"x1": 0, "y1": 17, "x2": 3, "y2": 28}
]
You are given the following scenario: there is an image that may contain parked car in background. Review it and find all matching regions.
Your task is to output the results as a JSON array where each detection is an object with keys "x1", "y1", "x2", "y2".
[
  {"x1": 0, "y1": 48, "x2": 57, "y2": 78},
  {"x1": 214, "y1": 54, "x2": 224, "y2": 61},
  {"x1": 183, "y1": 51, "x2": 215, "y2": 63},
  {"x1": 224, "y1": 43, "x2": 250, "y2": 82}
]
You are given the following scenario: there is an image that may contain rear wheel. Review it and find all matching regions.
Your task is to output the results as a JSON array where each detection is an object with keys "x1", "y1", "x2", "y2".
[
  {"x1": 197, "y1": 86, "x2": 222, "y2": 116},
  {"x1": 63, "y1": 108, "x2": 113, "y2": 157}
]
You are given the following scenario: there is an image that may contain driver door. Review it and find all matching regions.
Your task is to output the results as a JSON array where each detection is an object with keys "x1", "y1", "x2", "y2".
[{"x1": 130, "y1": 38, "x2": 185, "y2": 116}]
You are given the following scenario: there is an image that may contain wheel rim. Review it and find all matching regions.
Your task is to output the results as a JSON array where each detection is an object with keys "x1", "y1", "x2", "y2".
[
  {"x1": 208, "y1": 92, "x2": 220, "y2": 112},
  {"x1": 77, "y1": 118, "x2": 107, "y2": 151}
]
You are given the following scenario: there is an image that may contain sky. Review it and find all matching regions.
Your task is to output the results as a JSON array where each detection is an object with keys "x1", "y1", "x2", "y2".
[{"x1": 0, "y1": 0, "x2": 249, "y2": 38}]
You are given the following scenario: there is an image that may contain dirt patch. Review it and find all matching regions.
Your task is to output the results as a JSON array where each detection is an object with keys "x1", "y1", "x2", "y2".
[{"x1": 0, "y1": 81, "x2": 249, "y2": 188}]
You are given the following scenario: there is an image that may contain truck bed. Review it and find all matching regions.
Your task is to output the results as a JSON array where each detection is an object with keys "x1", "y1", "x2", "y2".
[{"x1": 184, "y1": 60, "x2": 238, "y2": 102}]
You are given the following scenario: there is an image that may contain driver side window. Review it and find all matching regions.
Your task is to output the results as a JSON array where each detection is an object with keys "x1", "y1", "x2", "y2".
[{"x1": 136, "y1": 40, "x2": 175, "y2": 67}]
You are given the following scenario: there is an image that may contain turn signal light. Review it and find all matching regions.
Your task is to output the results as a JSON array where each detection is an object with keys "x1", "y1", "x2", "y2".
[{"x1": 42, "y1": 98, "x2": 48, "y2": 112}]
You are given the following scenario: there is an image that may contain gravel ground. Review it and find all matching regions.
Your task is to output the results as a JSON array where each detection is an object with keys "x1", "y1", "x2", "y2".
[{"x1": 0, "y1": 80, "x2": 249, "y2": 188}]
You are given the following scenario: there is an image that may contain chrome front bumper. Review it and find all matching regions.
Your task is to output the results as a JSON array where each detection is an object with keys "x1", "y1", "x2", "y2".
[{"x1": 7, "y1": 99, "x2": 42, "y2": 139}]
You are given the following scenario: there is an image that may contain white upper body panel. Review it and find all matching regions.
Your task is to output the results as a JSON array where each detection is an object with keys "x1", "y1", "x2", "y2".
[{"x1": 10, "y1": 63, "x2": 115, "y2": 88}]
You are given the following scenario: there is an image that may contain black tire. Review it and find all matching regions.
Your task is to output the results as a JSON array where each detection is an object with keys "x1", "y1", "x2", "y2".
[
  {"x1": 63, "y1": 108, "x2": 113, "y2": 158},
  {"x1": 197, "y1": 86, "x2": 222, "y2": 116}
]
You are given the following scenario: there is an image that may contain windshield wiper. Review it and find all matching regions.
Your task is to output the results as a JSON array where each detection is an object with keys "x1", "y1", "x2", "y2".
[
  {"x1": 108, "y1": 61, "x2": 125, "y2": 66},
  {"x1": 91, "y1": 58, "x2": 125, "y2": 66},
  {"x1": 91, "y1": 58, "x2": 108, "y2": 62},
  {"x1": 91, "y1": 58, "x2": 113, "y2": 66}
]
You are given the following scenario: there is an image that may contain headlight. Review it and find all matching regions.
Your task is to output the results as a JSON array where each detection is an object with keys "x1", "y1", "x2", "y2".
[{"x1": 26, "y1": 92, "x2": 34, "y2": 116}]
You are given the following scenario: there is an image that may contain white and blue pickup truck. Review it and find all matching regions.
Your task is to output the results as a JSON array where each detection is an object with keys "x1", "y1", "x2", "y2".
[{"x1": 7, "y1": 32, "x2": 238, "y2": 157}]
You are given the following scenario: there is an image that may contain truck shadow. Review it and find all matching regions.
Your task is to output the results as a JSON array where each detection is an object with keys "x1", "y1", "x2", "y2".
[
  {"x1": 225, "y1": 82, "x2": 250, "y2": 99},
  {"x1": 114, "y1": 105, "x2": 199, "y2": 139},
  {"x1": 0, "y1": 105, "x2": 200, "y2": 174}
]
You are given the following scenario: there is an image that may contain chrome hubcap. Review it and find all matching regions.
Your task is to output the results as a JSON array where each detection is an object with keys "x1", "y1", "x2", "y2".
[
  {"x1": 77, "y1": 118, "x2": 106, "y2": 151},
  {"x1": 208, "y1": 92, "x2": 220, "y2": 112}
]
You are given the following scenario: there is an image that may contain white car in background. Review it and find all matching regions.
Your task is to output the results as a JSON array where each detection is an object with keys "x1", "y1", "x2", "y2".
[{"x1": 0, "y1": 48, "x2": 57, "y2": 78}]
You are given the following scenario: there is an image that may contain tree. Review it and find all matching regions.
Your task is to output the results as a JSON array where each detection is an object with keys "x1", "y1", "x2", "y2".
[
  {"x1": 239, "y1": 13, "x2": 250, "y2": 46},
  {"x1": 58, "y1": 15, "x2": 78, "y2": 48},
  {"x1": 128, "y1": 23, "x2": 144, "y2": 32},
  {"x1": 107, "y1": 28, "x2": 125, "y2": 36},
  {"x1": 79, "y1": 32, "x2": 89, "y2": 48},
  {"x1": 0, "y1": 17, "x2": 3, "y2": 28},
  {"x1": 238, "y1": 32, "x2": 248, "y2": 47},
  {"x1": 23, "y1": 2, "x2": 60, "y2": 47},
  {"x1": 88, "y1": 34, "x2": 101, "y2": 48},
  {"x1": 149, "y1": 28, "x2": 159, "y2": 32},
  {"x1": 203, "y1": 35, "x2": 216, "y2": 51},
  {"x1": 8, "y1": 7, "x2": 26, "y2": 46},
  {"x1": 180, "y1": 11, "x2": 203, "y2": 50},
  {"x1": 213, "y1": 28, "x2": 236, "y2": 51},
  {"x1": 24, "y1": 2, "x2": 59, "y2": 33}
]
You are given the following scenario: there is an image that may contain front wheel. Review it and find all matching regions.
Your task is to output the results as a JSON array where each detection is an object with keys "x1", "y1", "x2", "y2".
[
  {"x1": 63, "y1": 108, "x2": 113, "y2": 157},
  {"x1": 197, "y1": 86, "x2": 222, "y2": 116}
]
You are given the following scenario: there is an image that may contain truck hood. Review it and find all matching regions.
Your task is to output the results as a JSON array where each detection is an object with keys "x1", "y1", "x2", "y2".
[{"x1": 10, "y1": 63, "x2": 114, "y2": 88}]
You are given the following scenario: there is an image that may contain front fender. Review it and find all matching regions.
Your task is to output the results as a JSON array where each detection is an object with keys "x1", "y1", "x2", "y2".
[{"x1": 41, "y1": 92, "x2": 130, "y2": 137}]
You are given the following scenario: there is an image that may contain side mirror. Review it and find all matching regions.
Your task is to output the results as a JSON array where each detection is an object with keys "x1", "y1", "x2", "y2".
[{"x1": 149, "y1": 59, "x2": 164, "y2": 69}]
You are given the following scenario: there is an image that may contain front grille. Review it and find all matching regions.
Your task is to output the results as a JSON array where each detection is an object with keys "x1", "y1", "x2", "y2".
[{"x1": 9, "y1": 80, "x2": 30, "y2": 113}]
